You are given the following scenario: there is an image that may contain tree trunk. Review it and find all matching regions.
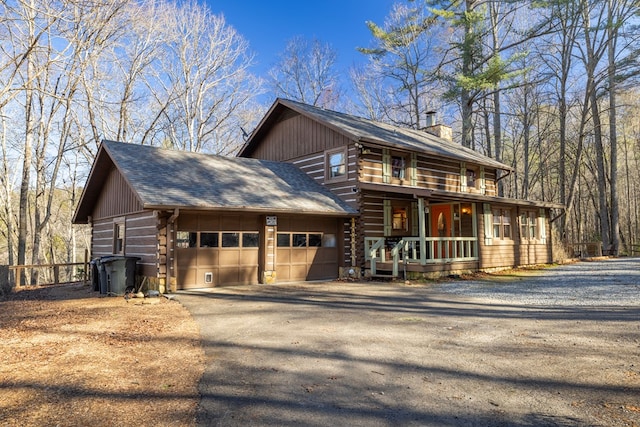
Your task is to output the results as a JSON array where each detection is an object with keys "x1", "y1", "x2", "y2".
[
  {"x1": 607, "y1": 0, "x2": 620, "y2": 255},
  {"x1": 17, "y1": 0, "x2": 37, "y2": 286}
]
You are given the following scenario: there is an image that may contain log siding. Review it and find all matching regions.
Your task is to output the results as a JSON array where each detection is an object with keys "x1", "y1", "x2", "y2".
[
  {"x1": 90, "y1": 211, "x2": 158, "y2": 278},
  {"x1": 358, "y1": 146, "x2": 499, "y2": 196}
]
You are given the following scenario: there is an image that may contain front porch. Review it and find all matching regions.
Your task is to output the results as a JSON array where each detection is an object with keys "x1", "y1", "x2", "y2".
[
  {"x1": 363, "y1": 196, "x2": 479, "y2": 278},
  {"x1": 364, "y1": 236, "x2": 479, "y2": 278}
]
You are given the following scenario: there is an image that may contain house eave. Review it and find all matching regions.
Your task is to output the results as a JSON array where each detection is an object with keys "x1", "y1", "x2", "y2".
[{"x1": 144, "y1": 204, "x2": 358, "y2": 217}]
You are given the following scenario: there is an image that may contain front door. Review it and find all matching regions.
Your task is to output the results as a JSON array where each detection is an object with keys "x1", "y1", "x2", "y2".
[{"x1": 430, "y1": 204, "x2": 452, "y2": 258}]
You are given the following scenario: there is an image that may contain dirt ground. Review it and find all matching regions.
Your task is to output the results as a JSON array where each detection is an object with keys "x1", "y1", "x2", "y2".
[{"x1": 0, "y1": 283, "x2": 204, "y2": 427}]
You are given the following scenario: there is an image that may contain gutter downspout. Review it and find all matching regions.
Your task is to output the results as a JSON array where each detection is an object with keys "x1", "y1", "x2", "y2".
[
  {"x1": 167, "y1": 209, "x2": 180, "y2": 292},
  {"x1": 496, "y1": 168, "x2": 512, "y2": 183}
]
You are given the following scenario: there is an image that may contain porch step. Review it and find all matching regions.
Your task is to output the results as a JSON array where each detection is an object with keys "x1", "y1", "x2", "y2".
[{"x1": 369, "y1": 273, "x2": 397, "y2": 280}]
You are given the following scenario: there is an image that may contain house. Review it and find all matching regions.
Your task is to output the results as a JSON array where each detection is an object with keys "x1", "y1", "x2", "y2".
[{"x1": 73, "y1": 98, "x2": 562, "y2": 291}]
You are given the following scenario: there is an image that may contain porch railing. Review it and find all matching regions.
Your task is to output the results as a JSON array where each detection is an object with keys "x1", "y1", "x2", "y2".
[
  {"x1": 365, "y1": 236, "x2": 479, "y2": 277},
  {"x1": 365, "y1": 237, "x2": 386, "y2": 276}
]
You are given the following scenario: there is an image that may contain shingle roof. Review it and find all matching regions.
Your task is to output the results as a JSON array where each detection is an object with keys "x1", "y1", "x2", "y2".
[
  {"x1": 73, "y1": 140, "x2": 357, "y2": 223},
  {"x1": 240, "y1": 98, "x2": 511, "y2": 171}
]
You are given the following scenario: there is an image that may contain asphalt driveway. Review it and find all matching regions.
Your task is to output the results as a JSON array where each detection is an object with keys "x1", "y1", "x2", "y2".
[{"x1": 176, "y1": 258, "x2": 640, "y2": 426}]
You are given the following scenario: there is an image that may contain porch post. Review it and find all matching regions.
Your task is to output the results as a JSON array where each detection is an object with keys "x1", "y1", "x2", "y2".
[{"x1": 418, "y1": 198, "x2": 427, "y2": 265}]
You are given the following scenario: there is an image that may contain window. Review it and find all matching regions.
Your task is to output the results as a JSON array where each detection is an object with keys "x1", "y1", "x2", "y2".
[
  {"x1": 293, "y1": 233, "x2": 307, "y2": 247},
  {"x1": 391, "y1": 156, "x2": 406, "y2": 179},
  {"x1": 278, "y1": 233, "x2": 324, "y2": 247},
  {"x1": 242, "y1": 233, "x2": 260, "y2": 248},
  {"x1": 326, "y1": 148, "x2": 347, "y2": 181},
  {"x1": 520, "y1": 212, "x2": 537, "y2": 240},
  {"x1": 176, "y1": 231, "x2": 197, "y2": 248},
  {"x1": 492, "y1": 208, "x2": 512, "y2": 240},
  {"x1": 221, "y1": 232, "x2": 240, "y2": 247},
  {"x1": 308, "y1": 234, "x2": 322, "y2": 247},
  {"x1": 392, "y1": 207, "x2": 408, "y2": 231},
  {"x1": 322, "y1": 234, "x2": 336, "y2": 247},
  {"x1": 466, "y1": 170, "x2": 476, "y2": 188},
  {"x1": 200, "y1": 232, "x2": 218, "y2": 247},
  {"x1": 113, "y1": 222, "x2": 125, "y2": 254},
  {"x1": 277, "y1": 233, "x2": 291, "y2": 247}
]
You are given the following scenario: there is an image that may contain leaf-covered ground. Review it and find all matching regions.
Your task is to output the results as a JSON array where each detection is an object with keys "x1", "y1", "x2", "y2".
[{"x1": 0, "y1": 283, "x2": 204, "y2": 427}]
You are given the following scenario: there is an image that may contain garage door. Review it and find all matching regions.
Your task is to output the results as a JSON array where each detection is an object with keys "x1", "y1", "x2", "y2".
[
  {"x1": 275, "y1": 216, "x2": 339, "y2": 282},
  {"x1": 177, "y1": 231, "x2": 259, "y2": 288}
]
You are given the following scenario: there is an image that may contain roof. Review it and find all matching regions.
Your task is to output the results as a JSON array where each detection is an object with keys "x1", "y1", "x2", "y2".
[
  {"x1": 239, "y1": 98, "x2": 512, "y2": 171},
  {"x1": 73, "y1": 140, "x2": 357, "y2": 224}
]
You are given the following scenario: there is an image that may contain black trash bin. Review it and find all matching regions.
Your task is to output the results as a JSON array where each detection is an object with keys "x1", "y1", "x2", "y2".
[
  {"x1": 90, "y1": 259, "x2": 100, "y2": 292},
  {"x1": 100, "y1": 256, "x2": 139, "y2": 296},
  {"x1": 96, "y1": 259, "x2": 108, "y2": 295}
]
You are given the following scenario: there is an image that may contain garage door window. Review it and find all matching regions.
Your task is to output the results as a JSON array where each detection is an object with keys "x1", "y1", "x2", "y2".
[
  {"x1": 242, "y1": 233, "x2": 259, "y2": 247},
  {"x1": 277, "y1": 233, "x2": 291, "y2": 247},
  {"x1": 221, "y1": 232, "x2": 240, "y2": 247},
  {"x1": 278, "y1": 232, "x2": 325, "y2": 247},
  {"x1": 177, "y1": 231, "x2": 197, "y2": 248},
  {"x1": 308, "y1": 234, "x2": 322, "y2": 247},
  {"x1": 200, "y1": 232, "x2": 218, "y2": 247},
  {"x1": 293, "y1": 234, "x2": 307, "y2": 247},
  {"x1": 322, "y1": 234, "x2": 336, "y2": 247}
]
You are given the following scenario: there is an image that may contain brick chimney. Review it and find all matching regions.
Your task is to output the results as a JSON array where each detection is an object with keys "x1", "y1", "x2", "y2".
[{"x1": 423, "y1": 111, "x2": 453, "y2": 142}]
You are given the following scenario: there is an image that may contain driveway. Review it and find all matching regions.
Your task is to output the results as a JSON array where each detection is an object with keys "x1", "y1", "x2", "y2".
[{"x1": 176, "y1": 258, "x2": 640, "y2": 426}]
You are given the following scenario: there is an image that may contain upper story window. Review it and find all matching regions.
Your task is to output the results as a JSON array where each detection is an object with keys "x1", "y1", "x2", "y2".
[
  {"x1": 383, "y1": 148, "x2": 415, "y2": 185},
  {"x1": 391, "y1": 156, "x2": 406, "y2": 179},
  {"x1": 326, "y1": 147, "x2": 347, "y2": 182},
  {"x1": 466, "y1": 169, "x2": 476, "y2": 188},
  {"x1": 492, "y1": 208, "x2": 512, "y2": 240}
]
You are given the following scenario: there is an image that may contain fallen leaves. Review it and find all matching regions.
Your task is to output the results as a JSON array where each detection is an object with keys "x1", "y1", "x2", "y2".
[{"x1": 0, "y1": 283, "x2": 204, "y2": 427}]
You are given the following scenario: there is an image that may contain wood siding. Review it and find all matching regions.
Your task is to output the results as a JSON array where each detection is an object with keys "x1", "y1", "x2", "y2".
[
  {"x1": 248, "y1": 113, "x2": 353, "y2": 161},
  {"x1": 92, "y1": 167, "x2": 143, "y2": 220},
  {"x1": 290, "y1": 147, "x2": 359, "y2": 209},
  {"x1": 91, "y1": 211, "x2": 158, "y2": 278},
  {"x1": 477, "y1": 209, "x2": 552, "y2": 269},
  {"x1": 359, "y1": 146, "x2": 498, "y2": 196}
]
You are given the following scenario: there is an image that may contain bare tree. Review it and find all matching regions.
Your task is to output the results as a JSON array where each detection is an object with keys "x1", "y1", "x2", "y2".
[
  {"x1": 268, "y1": 36, "x2": 341, "y2": 109},
  {"x1": 160, "y1": 0, "x2": 262, "y2": 153}
]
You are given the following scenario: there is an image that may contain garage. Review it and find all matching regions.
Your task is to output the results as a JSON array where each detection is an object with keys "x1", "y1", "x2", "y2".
[
  {"x1": 275, "y1": 216, "x2": 341, "y2": 282},
  {"x1": 176, "y1": 213, "x2": 261, "y2": 288},
  {"x1": 74, "y1": 141, "x2": 357, "y2": 291}
]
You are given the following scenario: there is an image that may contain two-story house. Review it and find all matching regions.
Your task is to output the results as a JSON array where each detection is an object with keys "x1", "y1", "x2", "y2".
[{"x1": 73, "y1": 98, "x2": 561, "y2": 291}]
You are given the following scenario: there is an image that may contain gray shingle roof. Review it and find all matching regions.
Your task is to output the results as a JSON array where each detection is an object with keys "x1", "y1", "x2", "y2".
[
  {"x1": 74, "y1": 141, "x2": 357, "y2": 223},
  {"x1": 241, "y1": 98, "x2": 510, "y2": 171}
]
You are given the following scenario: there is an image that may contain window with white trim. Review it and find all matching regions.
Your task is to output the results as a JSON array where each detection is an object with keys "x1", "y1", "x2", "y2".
[
  {"x1": 520, "y1": 211, "x2": 537, "y2": 241},
  {"x1": 492, "y1": 208, "x2": 512, "y2": 240},
  {"x1": 113, "y1": 221, "x2": 125, "y2": 254},
  {"x1": 326, "y1": 147, "x2": 347, "y2": 181}
]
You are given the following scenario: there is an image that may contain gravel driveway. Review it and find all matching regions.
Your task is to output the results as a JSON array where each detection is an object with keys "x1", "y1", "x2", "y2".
[
  {"x1": 436, "y1": 258, "x2": 640, "y2": 306},
  {"x1": 177, "y1": 258, "x2": 640, "y2": 426}
]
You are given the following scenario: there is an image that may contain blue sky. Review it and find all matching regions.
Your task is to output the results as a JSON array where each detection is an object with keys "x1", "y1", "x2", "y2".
[{"x1": 206, "y1": 0, "x2": 397, "y2": 79}]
